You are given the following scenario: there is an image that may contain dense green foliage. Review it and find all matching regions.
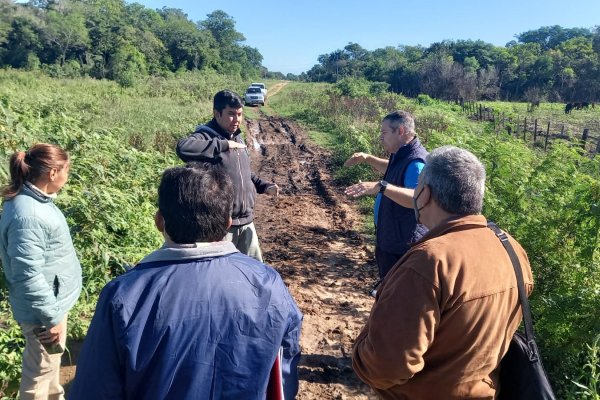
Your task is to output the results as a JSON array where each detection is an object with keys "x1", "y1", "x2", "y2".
[
  {"x1": 0, "y1": 71, "x2": 598, "y2": 398},
  {"x1": 305, "y1": 25, "x2": 600, "y2": 103},
  {"x1": 0, "y1": 69, "x2": 249, "y2": 396},
  {"x1": 270, "y1": 81, "x2": 600, "y2": 398},
  {"x1": 0, "y1": 0, "x2": 273, "y2": 86}
]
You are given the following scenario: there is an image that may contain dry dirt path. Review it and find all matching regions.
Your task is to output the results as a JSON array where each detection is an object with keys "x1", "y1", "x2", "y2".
[
  {"x1": 246, "y1": 115, "x2": 378, "y2": 399},
  {"x1": 266, "y1": 81, "x2": 288, "y2": 98}
]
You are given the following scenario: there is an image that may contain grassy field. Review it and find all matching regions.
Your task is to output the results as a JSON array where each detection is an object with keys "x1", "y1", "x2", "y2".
[
  {"x1": 268, "y1": 81, "x2": 600, "y2": 399},
  {"x1": 0, "y1": 72, "x2": 599, "y2": 399}
]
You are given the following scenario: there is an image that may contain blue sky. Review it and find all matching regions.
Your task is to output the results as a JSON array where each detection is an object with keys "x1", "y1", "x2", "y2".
[{"x1": 132, "y1": 0, "x2": 599, "y2": 75}]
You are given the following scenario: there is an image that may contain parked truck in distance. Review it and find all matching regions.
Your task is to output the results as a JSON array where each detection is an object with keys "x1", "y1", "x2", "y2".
[
  {"x1": 250, "y1": 83, "x2": 267, "y2": 98},
  {"x1": 244, "y1": 86, "x2": 265, "y2": 106}
]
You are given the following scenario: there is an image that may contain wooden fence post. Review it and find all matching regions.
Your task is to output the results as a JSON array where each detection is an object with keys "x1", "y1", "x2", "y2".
[
  {"x1": 523, "y1": 118, "x2": 527, "y2": 141},
  {"x1": 545, "y1": 121, "x2": 551, "y2": 150},
  {"x1": 479, "y1": 104, "x2": 483, "y2": 120},
  {"x1": 582, "y1": 128, "x2": 589, "y2": 149},
  {"x1": 533, "y1": 119, "x2": 538, "y2": 143}
]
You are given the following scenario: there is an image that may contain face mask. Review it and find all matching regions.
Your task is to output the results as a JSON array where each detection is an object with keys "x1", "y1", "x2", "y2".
[{"x1": 412, "y1": 186, "x2": 426, "y2": 224}]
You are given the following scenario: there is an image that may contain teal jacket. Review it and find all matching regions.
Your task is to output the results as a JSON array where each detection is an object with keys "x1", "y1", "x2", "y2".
[{"x1": 0, "y1": 183, "x2": 81, "y2": 326}]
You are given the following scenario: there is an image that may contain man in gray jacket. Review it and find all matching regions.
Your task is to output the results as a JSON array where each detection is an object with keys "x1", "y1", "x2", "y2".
[{"x1": 176, "y1": 90, "x2": 278, "y2": 262}]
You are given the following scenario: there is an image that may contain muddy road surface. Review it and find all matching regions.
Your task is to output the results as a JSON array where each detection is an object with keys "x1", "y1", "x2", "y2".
[{"x1": 246, "y1": 115, "x2": 378, "y2": 399}]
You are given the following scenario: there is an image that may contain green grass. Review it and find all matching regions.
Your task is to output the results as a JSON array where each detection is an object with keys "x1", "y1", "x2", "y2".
[
  {"x1": 0, "y1": 72, "x2": 598, "y2": 399},
  {"x1": 269, "y1": 80, "x2": 600, "y2": 399},
  {"x1": 476, "y1": 100, "x2": 600, "y2": 145},
  {"x1": 0, "y1": 69, "x2": 249, "y2": 397}
]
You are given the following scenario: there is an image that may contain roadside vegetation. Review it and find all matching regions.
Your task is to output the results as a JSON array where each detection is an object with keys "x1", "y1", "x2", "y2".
[
  {"x1": 270, "y1": 79, "x2": 600, "y2": 399},
  {"x1": 0, "y1": 71, "x2": 599, "y2": 399},
  {"x1": 0, "y1": 69, "x2": 245, "y2": 396},
  {"x1": 2, "y1": 1, "x2": 598, "y2": 398}
]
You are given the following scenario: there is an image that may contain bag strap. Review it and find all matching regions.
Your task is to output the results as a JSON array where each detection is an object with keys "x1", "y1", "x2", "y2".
[{"x1": 488, "y1": 221, "x2": 540, "y2": 362}]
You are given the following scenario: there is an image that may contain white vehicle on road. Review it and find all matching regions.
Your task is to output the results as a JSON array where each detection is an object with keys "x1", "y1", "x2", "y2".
[
  {"x1": 244, "y1": 86, "x2": 265, "y2": 106},
  {"x1": 250, "y1": 82, "x2": 268, "y2": 98}
]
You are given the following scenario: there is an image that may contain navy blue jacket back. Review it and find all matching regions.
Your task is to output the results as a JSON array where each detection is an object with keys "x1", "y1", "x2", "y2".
[{"x1": 69, "y1": 243, "x2": 302, "y2": 399}]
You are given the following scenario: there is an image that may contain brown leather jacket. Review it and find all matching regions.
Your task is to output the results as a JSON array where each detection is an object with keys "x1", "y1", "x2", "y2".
[{"x1": 353, "y1": 215, "x2": 533, "y2": 399}]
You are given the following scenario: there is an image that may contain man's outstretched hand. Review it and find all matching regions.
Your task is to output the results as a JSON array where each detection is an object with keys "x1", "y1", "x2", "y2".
[
  {"x1": 228, "y1": 140, "x2": 246, "y2": 149},
  {"x1": 345, "y1": 181, "x2": 379, "y2": 198},
  {"x1": 344, "y1": 152, "x2": 369, "y2": 167}
]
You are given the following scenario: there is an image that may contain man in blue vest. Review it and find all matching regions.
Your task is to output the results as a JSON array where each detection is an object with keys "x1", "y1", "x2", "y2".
[{"x1": 344, "y1": 111, "x2": 428, "y2": 287}]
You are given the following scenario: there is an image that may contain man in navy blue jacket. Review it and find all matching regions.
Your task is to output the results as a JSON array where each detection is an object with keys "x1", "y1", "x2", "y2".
[
  {"x1": 344, "y1": 111, "x2": 428, "y2": 285},
  {"x1": 70, "y1": 163, "x2": 302, "y2": 400}
]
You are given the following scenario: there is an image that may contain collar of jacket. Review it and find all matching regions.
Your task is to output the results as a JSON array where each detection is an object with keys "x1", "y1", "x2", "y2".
[
  {"x1": 204, "y1": 118, "x2": 242, "y2": 140},
  {"x1": 138, "y1": 240, "x2": 239, "y2": 265},
  {"x1": 414, "y1": 214, "x2": 488, "y2": 245},
  {"x1": 22, "y1": 182, "x2": 55, "y2": 203},
  {"x1": 391, "y1": 137, "x2": 423, "y2": 164}
]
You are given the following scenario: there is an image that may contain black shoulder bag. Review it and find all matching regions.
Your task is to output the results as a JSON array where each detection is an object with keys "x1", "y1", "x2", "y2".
[{"x1": 488, "y1": 222, "x2": 556, "y2": 400}]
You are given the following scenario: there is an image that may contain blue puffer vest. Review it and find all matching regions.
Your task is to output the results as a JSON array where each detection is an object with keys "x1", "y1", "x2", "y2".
[{"x1": 376, "y1": 138, "x2": 428, "y2": 254}]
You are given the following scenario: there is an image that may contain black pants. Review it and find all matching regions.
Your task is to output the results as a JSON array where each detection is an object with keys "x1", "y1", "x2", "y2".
[{"x1": 375, "y1": 247, "x2": 404, "y2": 280}]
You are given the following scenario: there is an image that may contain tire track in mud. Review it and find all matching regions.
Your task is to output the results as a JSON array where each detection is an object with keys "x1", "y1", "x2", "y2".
[{"x1": 246, "y1": 115, "x2": 379, "y2": 400}]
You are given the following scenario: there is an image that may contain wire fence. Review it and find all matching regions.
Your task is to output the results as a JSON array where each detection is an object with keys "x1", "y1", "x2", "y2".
[{"x1": 458, "y1": 101, "x2": 600, "y2": 155}]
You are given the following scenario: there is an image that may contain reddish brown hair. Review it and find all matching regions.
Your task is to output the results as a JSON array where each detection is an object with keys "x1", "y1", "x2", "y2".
[{"x1": 2, "y1": 143, "x2": 70, "y2": 200}]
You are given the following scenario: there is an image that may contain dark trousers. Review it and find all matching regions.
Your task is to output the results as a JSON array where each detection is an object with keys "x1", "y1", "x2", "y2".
[{"x1": 375, "y1": 247, "x2": 404, "y2": 280}]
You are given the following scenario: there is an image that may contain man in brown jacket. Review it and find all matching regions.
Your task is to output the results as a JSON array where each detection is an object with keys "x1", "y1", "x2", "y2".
[{"x1": 352, "y1": 146, "x2": 533, "y2": 399}]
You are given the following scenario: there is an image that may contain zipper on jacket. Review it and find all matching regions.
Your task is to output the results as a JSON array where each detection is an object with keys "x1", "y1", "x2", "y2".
[
  {"x1": 236, "y1": 150, "x2": 245, "y2": 215},
  {"x1": 53, "y1": 275, "x2": 60, "y2": 297}
]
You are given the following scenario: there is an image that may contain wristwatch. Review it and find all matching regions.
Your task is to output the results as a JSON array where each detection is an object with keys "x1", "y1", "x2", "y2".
[{"x1": 379, "y1": 180, "x2": 389, "y2": 193}]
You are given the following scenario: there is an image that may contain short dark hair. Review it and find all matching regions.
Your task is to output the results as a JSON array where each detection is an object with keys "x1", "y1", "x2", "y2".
[
  {"x1": 158, "y1": 162, "x2": 233, "y2": 243},
  {"x1": 382, "y1": 110, "x2": 416, "y2": 136},
  {"x1": 213, "y1": 90, "x2": 243, "y2": 113}
]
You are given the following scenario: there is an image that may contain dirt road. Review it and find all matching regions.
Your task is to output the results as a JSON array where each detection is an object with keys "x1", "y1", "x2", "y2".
[
  {"x1": 246, "y1": 115, "x2": 378, "y2": 399},
  {"x1": 265, "y1": 81, "x2": 289, "y2": 98}
]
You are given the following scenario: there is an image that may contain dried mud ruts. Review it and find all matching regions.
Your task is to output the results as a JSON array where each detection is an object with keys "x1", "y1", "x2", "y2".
[{"x1": 247, "y1": 115, "x2": 378, "y2": 400}]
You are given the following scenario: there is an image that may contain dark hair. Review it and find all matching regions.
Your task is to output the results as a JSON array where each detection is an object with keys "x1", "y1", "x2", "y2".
[
  {"x1": 382, "y1": 110, "x2": 416, "y2": 136},
  {"x1": 158, "y1": 162, "x2": 233, "y2": 243},
  {"x1": 213, "y1": 89, "x2": 243, "y2": 114},
  {"x1": 2, "y1": 143, "x2": 70, "y2": 200}
]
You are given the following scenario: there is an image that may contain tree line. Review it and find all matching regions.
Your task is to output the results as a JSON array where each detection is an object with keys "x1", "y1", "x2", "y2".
[
  {"x1": 303, "y1": 25, "x2": 600, "y2": 103},
  {"x1": 0, "y1": 0, "x2": 276, "y2": 86},
  {"x1": 1, "y1": 1, "x2": 598, "y2": 100}
]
